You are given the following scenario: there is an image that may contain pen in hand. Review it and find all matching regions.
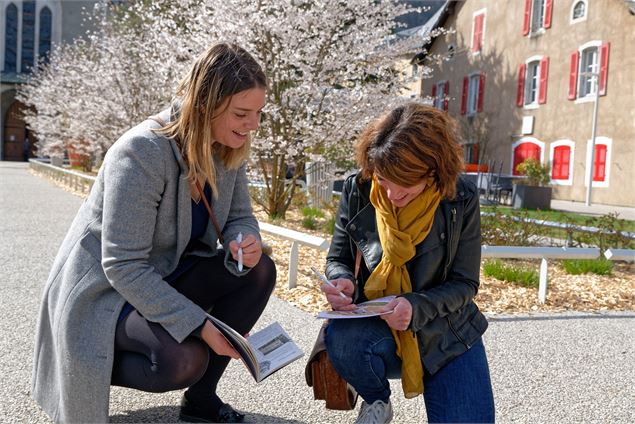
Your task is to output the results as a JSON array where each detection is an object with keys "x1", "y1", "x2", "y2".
[
  {"x1": 310, "y1": 266, "x2": 347, "y2": 299},
  {"x1": 236, "y1": 232, "x2": 243, "y2": 272}
]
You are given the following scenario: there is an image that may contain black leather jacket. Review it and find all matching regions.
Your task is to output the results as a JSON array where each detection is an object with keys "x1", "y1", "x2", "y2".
[{"x1": 326, "y1": 173, "x2": 488, "y2": 375}]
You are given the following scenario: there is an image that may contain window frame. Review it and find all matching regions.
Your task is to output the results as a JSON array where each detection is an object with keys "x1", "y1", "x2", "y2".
[
  {"x1": 466, "y1": 73, "x2": 480, "y2": 116},
  {"x1": 2, "y1": 2, "x2": 20, "y2": 73},
  {"x1": 523, "y1": 57, "x2": 542, "y2": 108},
  {"x1": 570, "y1": 0, "x2": 588, "y2": 24},
  {"x1": 511, "y1": 138, "x2": 545, "y2": 175},
  {"x1": 530, "y1": 0, "x2": 546, "y2": 34},
  {"x1": 433, "y1": 80, "x2": 449, "y2": 111},
  {"x1": 549, "y1": 140, "x2": 575, "y2": 185},
  {"x1": 575, "y1": 41, "x2": 602, "y2": 103}
]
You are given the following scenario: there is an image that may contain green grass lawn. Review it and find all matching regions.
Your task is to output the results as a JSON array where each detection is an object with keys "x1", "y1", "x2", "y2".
[{"x1": 481, "y1": 206, "x2": 635, "y2": 231}]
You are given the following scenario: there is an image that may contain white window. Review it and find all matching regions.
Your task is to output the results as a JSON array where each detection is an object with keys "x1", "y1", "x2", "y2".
[
  {"x1": 467, "y1": 74, "x2": 480, "y2": 116},
  {"x1": 531, "y1": 0, "x2": 546, "y2": 32},
  {"x1": 579, "y1": 46, "x2": 599, "y2": 98},
  {"x1": 571, "y1": 0, "x2": 587, "y2": 23},
  {"x1": 525, "y1": 61, "x2": 540, "y2": 105}
]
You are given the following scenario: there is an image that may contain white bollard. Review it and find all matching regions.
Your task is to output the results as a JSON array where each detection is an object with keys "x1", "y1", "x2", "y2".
[
  {"x1": 288, "y1": 240, "x2": 299, "y2": 289},
  {"x1": 538, "y1": 258, "x2": 548, "y2": 304}
]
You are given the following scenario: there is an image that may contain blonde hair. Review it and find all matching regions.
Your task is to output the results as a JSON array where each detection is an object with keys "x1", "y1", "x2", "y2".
[
  {"x1": 355, "y1": 103, "x2": 464, "y2": 200},
  {"x1": 160, "y1": 43, "x2": 266, "y2": 196}
]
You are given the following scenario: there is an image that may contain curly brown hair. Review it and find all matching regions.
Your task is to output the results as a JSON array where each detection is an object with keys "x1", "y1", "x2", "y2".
[{"x1": 355, "y1": 103, "x2": 464, "y2": 199}]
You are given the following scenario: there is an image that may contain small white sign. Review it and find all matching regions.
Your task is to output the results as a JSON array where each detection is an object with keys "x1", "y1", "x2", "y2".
[{"x1": 522, "y1": 116, "x2": 534, "y2": 135}]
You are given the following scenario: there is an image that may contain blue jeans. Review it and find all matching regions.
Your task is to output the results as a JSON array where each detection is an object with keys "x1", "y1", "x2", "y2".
[{"x1": 325, "y1": 317, "x2": 495, "y2": 423}]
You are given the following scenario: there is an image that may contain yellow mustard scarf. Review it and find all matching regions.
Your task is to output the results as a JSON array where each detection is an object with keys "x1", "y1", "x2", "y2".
[{"x1": 364, "y1": 175, "x2": 441, "y2": 398}]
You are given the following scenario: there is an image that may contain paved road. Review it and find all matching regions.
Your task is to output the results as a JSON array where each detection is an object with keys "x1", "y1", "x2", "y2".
[{"x1": 1, "y1": 161, "x2": 633, "y2": 423}]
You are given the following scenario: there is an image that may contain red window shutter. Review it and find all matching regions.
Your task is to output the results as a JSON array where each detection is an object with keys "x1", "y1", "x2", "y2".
[
  {"x1": 544, "y1": 0, "x2": 553, "y2": 28},
  {"x1": 523, "y1": 0, "x2": 531, "y2": 35},
  {"x1": 552, "y1": 146, "x2": 570, "y2": 180},
  {"x1": 561, "y1": 146, "x2": 571, "y2": 179},
  {"x1": 552, "y1": 148, "x2": 562, "y2": 179},
  {"x1": 599, "y1": 42, "x2": 610, "y2": 96},
  {"x1": 443, "y1": 81, "x2": 449, "y2": 111},
  {"x1": 568, "y1": 51, "x2": 579, "y2": 100},
  {"x1": 538, "y1": 57, "x2": 549, "y2": 104},
  {"x1": 517, "y1": 63, "x2": 527, "y2": 107},
  {"x1": 477, "y1": 73, "x2": 485, "y2": 112},
  {"x1": 473, "y1": 14, "x2": 484, "y2": 52},
  {"x1": 461, "y1": 77, "x2": 468, "y2": 115},
  {"x1": 593, "y1": 144, "x2": 607, "y2": 182},
  {"x1": 432, "y1": 83, "x2": 437, "y2": 99}
]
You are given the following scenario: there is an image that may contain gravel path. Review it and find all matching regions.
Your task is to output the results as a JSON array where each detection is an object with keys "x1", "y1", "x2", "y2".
[{"x1": 1, "y1": 162, "x2": 633, "y2": 423}]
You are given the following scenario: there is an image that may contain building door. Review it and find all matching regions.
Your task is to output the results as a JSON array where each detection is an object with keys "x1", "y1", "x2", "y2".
[{"x1": 3, "y1": 101, "x2": 34, "y2": 161}]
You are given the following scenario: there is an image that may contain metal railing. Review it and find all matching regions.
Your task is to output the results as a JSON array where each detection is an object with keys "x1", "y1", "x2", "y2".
[{"x1": 29, "y1": 159, "x2": 96, "y2": 195}]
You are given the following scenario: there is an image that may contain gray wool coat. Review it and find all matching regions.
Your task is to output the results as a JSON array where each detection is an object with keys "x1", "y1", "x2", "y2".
[{"x1": 31, "y1": 108, "x2": 260, "y2": 423}]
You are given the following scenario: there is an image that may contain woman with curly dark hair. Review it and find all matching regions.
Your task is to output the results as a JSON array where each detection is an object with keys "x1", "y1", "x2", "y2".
[{"x1": 320, "y1": 103, "x2": 494, "y2": 423}]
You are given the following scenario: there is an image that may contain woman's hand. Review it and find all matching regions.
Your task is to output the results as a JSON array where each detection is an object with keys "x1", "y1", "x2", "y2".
[
  {"x1": 200, "y1": 320, "x2": 240, "y2": 359},
  {"x1": 381, "y1": 297, "x2": 413, "y2": 331},
  {"x1": 229, "y1": 233, "x2": 262, "y2": 268},
  {"x1": 320, "y1": 278, "x2": 356, "y2": 311}
]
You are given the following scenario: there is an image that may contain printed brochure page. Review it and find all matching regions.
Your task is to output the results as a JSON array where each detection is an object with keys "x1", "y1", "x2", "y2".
[
  {"x1": 208, "y1": 316, "x2": 303, "y2": 382},
  {"x1": 317, "y1": 295, "x2": 396, "y2": 319}
]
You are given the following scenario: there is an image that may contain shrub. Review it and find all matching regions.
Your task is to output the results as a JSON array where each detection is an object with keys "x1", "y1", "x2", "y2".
[
  {"x1": 483, "y1": 260, "x2": 539, "y2": 288},
  {"x1": 301, "y1": 206, "x2": 325, "y2": 219},
  {"x1": 302, "y1": 216, "x2": 317, "y2": 230},
  {"x1": 561, "y1": 259, "x2": 613, "y2": 276},
  {"x1": 481, "y1": 207, "x2": 545, "y2": 246},
  {"x1": 516, "y1": 158, "x2": 550, "y2": 187}
]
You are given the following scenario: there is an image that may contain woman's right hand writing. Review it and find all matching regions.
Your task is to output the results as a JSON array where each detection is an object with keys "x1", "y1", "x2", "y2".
[
  {"x1": 320, "y1": 278, "x2": 357, "y2": 311},
  {"x1": 200, "y1": 320, "x2": 240, "y2": 359}
]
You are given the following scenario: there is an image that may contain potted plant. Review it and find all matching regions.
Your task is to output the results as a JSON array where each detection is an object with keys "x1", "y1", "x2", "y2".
[{"x1": 512, "y1": 158, "x2": 552, "y2": 210}]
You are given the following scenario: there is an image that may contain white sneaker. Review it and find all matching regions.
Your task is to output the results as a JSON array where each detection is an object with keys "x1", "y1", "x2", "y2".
[{"x1": 354, "y1": 400, "x2": 393, "y2": 424}]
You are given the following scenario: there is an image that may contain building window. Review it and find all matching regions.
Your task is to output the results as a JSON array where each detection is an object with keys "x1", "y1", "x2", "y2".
[
  {"x1": 462, "y1": 73, "x2": 485, "y2": 116},
  {"x1": 472, "y1": 11, "x2": 485, "y2": 53},
  {"x1": 525, "y1": 61, "x2": 540, "y2": 105},
  {"x1": 512, "y1": 141, "x2": 542, "y2": 175},
  {"x1": 584, "y1": 137, "x2": 611, "y2": 187},
  {"x1": 592, "y1": 144, "x2": 607, "y2": 182},
  {"x1": 517, "y1": 57, "x2": 549, "y2": 107},
  {"x1": 551, "y1": 145, "x2": 572, "y2": 181},
  {"x1": 432, "y1": 80, "x2": 449, "y2": 111},
  {"x1": 464, "y1": 143, "x2": 479, "y2": 165},
  {"x1": 523, "y1": 0, "x2": 553, "y2": 35},
  {"x1": 4, "y1": 3, "x2": 19, "y2": 72},
  {"x1": 550, "y1": 141, "x2": 575, "y2": 185},
  {"x1": 579, "y1": 47, "x2": 598, "y2": 97},
  {"x1": 569, "y1": 42, "x2": 610, "y2": 100},
  {"x1": 21, "y1": 1, "x2": 36, "y2": 72},
  {"x1": 39, "y1": 7, "x2": 52, "y2": 64},
  {"x1": 572, "y1": 0, "x2": 587, "y2": 22}
]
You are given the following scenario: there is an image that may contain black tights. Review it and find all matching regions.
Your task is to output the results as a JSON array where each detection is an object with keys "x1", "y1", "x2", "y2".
[{"x1": 111, "y1": 253, "x2": 276, "y2": 400}]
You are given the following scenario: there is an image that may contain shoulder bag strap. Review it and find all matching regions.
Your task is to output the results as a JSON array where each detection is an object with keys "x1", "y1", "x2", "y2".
[{"x1": 354, "y1": 249, "x2": 362, "y2": 279}]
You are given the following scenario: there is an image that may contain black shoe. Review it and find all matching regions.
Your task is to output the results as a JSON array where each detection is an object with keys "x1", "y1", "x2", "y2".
[{"x1": 179, "y1": 395, "x2": 246, "y2": 423}]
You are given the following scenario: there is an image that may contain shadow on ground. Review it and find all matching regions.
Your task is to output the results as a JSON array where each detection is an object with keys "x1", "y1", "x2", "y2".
[{"x1": 110, "y1": 406, "x2": 306, "y2": 423}]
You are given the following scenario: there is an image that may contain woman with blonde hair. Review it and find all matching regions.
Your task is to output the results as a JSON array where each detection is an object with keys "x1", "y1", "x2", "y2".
[
  {"x1": 320, "y1": 103, "x2": 495, "y2": 423},
  {"x1": 32, "y1": 43, "x2": 275, "y2": 423}
]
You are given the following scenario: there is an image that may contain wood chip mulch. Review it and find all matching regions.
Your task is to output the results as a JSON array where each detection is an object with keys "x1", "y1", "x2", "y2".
[{"x1": 255, "y1": 205, "x2": 634, "y2": 316}]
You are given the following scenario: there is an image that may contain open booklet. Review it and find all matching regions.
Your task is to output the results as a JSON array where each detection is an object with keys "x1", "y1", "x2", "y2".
[
  {"x1": 207, "y1": 315, "x2": 304, "y2": 382},
  {"x1": 316, "y1": 295, "x2": 396, "y2": 319}
]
